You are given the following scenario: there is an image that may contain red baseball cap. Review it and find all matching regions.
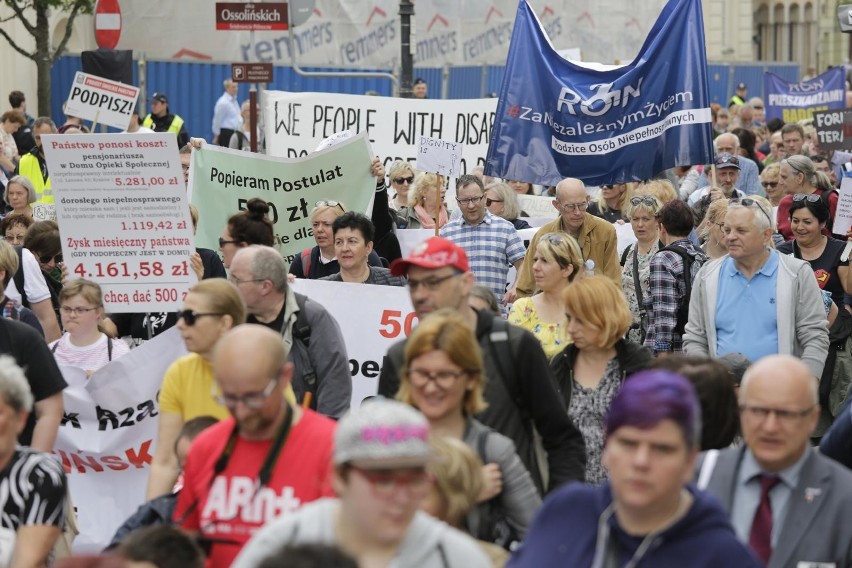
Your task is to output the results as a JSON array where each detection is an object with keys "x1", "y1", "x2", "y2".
[{"x1": 390, "y1": 237, "x2": 469, "y2": 276}]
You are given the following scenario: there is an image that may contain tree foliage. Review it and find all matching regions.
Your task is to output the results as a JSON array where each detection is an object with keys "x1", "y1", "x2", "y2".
[{"x1": 0, "y1": 0, "x2": 96, "y2": 116}]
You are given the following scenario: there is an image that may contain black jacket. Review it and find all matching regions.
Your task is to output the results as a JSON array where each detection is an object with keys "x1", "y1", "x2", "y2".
[
  {"x1": 379, "y1": 309, "x2": 586, "y2": 493},
  {"x1": 550, "y1": 339, "x2": 653, "y2": 408}
]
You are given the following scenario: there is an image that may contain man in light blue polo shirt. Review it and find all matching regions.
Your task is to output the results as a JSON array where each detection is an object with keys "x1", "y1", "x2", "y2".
[{"x1": 683, "y1": 199, "x2": 828, "y2": 379}]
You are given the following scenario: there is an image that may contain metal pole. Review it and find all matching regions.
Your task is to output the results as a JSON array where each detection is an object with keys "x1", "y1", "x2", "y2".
[{"x1": 399, "y1": 0, "x2": 414, "y2": 98}]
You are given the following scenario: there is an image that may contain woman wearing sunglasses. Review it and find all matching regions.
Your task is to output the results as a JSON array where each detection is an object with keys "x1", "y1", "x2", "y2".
[
  {"x1": 387, "y1": 160, "x2": 416, "y2": 211},
  {"x1": 759, "y1": 162, "x2": 783, "y2": 208},
  {"x1": 619, "y1": 195, "x2": 662, "y2": 344},
  {"x1": 218, "y1": 198, "x2": 275, "y2": 269},
  {"x1": 397, "y1": 172, "x2": 449, "y2": 230},
  {"x1": 509, "y1": 233, "x2": 582, "y2": 359},
  {"x1": 587, "y1": 183, "x2": 632, "y2": 224},
  {"x1": 288, "y1": 199, "x2": 384, "y2": 279},
  {"x1": 48, "y1": 279, "x2": 129, "y2": 375},
  {"x1": 398, "y1": 309, "x2": 540, "y2": 549},
  {"x1": 484, "y1": 182, "x2": 530, "y2": 230},
  {"x1": 146, "y1": 278, "x2": 247, "y2": 500}
]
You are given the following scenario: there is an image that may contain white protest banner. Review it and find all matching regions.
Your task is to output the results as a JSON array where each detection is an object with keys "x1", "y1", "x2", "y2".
[
  {"x1": 416, "y1": 136, "x2": 463, "y2": 178},
  {"x1": 614, "y1": 222, "x2": 637, "y2": 255},
  {"x1": 291, "y1": 279, "x2": 414, "y2": 406},
  {"x1": 396, "y1": 229, "x2": 438, "y2": 258},
  {"x1": 517, "y1": 194, "x2": 558, "y2": 220},
  {"x1": 264, "y1": 91, "x2": 496, "y2": 176},
  {"x1": 64, "y1": 71, "x2": 140, "y2": 131},
  {"x1": 54, "y1": 328, "x2": 187, "y2": 552},
  {"x1": 191, "y1": 134, "x2": 376, "y2": 264},
  {"x1": 835, "y1": 175, "x2": 852, "y2": 237},
  {"x1": 43, "y1": 133, "x2": 194, "y2": 312}
]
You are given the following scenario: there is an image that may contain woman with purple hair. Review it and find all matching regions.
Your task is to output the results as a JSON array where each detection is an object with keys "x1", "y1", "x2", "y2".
[{"x1": 507, "y1": 370, "x2": 761, "y2": 568}]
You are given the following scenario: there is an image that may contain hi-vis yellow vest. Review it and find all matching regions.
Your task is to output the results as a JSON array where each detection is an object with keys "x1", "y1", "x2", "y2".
[
  {"x1": 141, "y1": 114, "x2": 184, "y2": 136},
  {"x1": 18, "y1": 153, "x2": 51, "y2": 204}
]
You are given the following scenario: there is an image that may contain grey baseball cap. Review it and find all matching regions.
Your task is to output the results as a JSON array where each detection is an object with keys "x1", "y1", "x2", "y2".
[{"x1": 334, "y1": 399, "x2": 434, "y2": 469}]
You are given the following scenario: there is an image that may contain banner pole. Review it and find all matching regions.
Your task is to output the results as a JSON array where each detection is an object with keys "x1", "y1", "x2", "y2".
[
  {"x1": 434, "y1": 183, "x2": 440, "y2": 236},
  {"x1": 711, "y1": 164, "x2": 717, "y2": 190}
]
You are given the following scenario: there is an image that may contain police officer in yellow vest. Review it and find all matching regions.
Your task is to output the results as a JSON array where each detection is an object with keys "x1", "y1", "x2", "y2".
[
  {"x1": 15, "y1": 116, "x2": 55, "y2": 204},
  {"x1": 141, "y1": 93, "x2": 189, "y2": 148},
  {"x1": 728, "y1": 82, "x2": 747, "y2": 108}
]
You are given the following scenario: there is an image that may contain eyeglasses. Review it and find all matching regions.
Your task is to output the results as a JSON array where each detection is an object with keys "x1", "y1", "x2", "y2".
[
  {"x1": 393, "y1": 176, "x2": 414, "y2": 185},
  {"x1": 215, "y1": 377, "x2": 279, "y2": 409},
  {"x1": 456, "y1": 195, "x2": 485, "y2": 206},
  {"x1": 541, "y1": 233, "x2": 567, "y2": 245},
  {"x1": 629, "y1": 195, "x2": 658, "y2": 207},
  {"x1": 739, "y1": 404, "x2": 814, "y2": 425},
  {"x1": 229, "y1": 274, "x2": 265, "y2": 286},
  {"x1": 407, "y1": 367, "x2": 470, "y2": 389},
  {"x1": 729, "y1": 198, "x2": 772, "y2": 226},
  {"x1": 753, "y1": 105, "x2": 764, "y2": 110},
  {"x1": 761, "y1": 181, "x2": 779, "y2": 189},
  {"x1": 316, "y1": 200, "x2": 345, "y2": 212},
  {"x1": 485, "y1": 198, "x2": 503, "y2": 207},
  {"x1": 218, "y1": 237, "x2": 239, "y2": 248},
  {"x1": 39, "y1": 253, "x2": 63, "y2": 264},
  {"x1": 2, "y1": 235, "x2": 24, "y2": 244},
  {"x1": 406, "y1": 272, "x2": 459, "y2": 292},
  {"x1": 792, "y1": 193, "x2": 821, "y2": 203},
  {"x1": 349, "y1": 465, "x2": 432, "y2": 496},
  {"x1": 60, "y1": 306, "x2": 99, "y2": 316},
  {"x1": 557, "y1": 201, "x2": 588, "y2": 212},
  {"x1": 177, "y1": 309, "x2": 226, "y2": 326}
]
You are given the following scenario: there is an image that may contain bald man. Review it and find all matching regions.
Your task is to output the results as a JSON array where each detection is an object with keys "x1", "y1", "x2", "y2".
[
  {"x1": 173, "y1": 325, "x2": 336, "y2": 568},
  {"x1": 515, "y1": 178, "x2": 620, "y2": 298},
  {"x1": 696, "y1": 355, "x2": 852, "y2": 568}
]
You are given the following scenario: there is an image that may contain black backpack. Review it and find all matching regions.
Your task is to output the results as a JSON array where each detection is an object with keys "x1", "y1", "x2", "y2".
[
  {"x1": 290, "y1": 292, "x2": 317, "y2": 410},
  {"x1": 658, "y1": 244, "x2": 707, "y2": 336}
]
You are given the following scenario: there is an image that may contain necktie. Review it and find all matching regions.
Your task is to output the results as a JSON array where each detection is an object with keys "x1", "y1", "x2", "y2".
[{"x1": 749, "y1": 474, "x2": 781, "y2": 564}]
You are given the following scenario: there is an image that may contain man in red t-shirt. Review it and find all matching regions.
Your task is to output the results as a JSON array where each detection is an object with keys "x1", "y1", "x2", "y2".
[{"x1": 173, "y1": 325, "x2": 336, "y2": 568}]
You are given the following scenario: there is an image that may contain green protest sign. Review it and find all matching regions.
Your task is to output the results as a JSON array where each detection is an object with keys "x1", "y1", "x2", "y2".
[{"x1": 191, "y1": 132, "x2": 375, "y2": 264}]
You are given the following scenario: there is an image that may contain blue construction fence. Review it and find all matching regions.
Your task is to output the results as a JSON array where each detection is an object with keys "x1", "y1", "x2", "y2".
[{"x1": 51, "y1": 56, "x2": 799, "y2": 139}]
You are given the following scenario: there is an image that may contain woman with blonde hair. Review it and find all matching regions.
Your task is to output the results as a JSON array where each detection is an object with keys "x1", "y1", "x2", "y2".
[
  {"x1": 551, "y1": 276, "x2": 652, "y2": 483},
  {"x1": 508, "y1": 233, "x2": 582, "y2": 359},
  {"x1": 397, "y1": 172, "x2": 449, "y2": 229},
  {"x1": 619, "y1": 195, "x2": 663, "y2": 344},
  {"x1": 698, "y1": 198, "x2": 729, "y2": 259},
  {"x1": 49, "y1": 279, "x2": 129, "y2": 374},
  {"x1": 759, "y1": 162, "x2": 784, "y2": 207},
  {"x1": 587, "y1": 183, "x2": 633, "y2": 223},
  {"x1": 387, "y1": 160, "x2": 416, "y2": 211},
  {"x1": 485, "y1": 182, "x2": 530, "y2": 230},
  {"x1": 398, "y1": 309, "x2": 540, "y2": 547},
  {"x1": 146, "y1": 278, "x2": 247, "y2": 499},
  {"x1": 634, "y1": 178, "x2": 678, "y2": 205}
]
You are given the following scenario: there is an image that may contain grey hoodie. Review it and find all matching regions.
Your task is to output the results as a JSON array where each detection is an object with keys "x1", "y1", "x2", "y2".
[{"x1": 232, "y1": 498, "x2": 491, "y2": 568}]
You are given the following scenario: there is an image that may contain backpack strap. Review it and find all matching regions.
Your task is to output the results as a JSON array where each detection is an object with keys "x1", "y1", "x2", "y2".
[
  {"x1": 13, "y1": 246, "x2": 28, "y2": 308},
  {"x1": 107, "y1": 336, "x2": 113, "y2": 361},
  {"x1": 620, "y1": 243, "x2": 633, "y2": 267},
  {"x1": 658, "y1": 244, "x2": 696, "y2": 335},
  {"x1": 291, "y1": 292, "x2": 317, "y2": 409},
  {"x1": 485, "y1": 317, "x2": 529, "y2": 428},
  {"x1": 300, "y1": 249, "x2": 312, "y2": 279}
]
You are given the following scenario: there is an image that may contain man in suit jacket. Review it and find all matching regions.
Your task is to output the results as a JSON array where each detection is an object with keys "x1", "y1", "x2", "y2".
[{"x1": 696, "y1": 355, "x2": 852, "y2": 568}]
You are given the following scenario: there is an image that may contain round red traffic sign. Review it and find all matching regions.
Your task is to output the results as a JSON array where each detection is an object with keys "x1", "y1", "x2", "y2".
[{"x1": 94, "y1": 0, "x2": 122, "y2": 49}]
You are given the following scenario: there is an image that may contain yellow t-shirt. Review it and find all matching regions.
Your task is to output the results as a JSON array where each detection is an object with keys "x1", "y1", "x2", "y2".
[
  {"x1": 159, "y1": 353, "x2": 298, "y2": 421},
  {"x1": 508, "y1": 296, "x2": 570, "y2": 360}
]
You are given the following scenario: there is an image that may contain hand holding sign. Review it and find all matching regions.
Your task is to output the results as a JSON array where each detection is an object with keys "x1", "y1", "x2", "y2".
[{"x1": 416, "y1": 136, "x2": 463, "y2": 179}]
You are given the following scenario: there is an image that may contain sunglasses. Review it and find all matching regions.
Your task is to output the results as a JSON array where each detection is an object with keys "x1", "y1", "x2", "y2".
[
  {"x1": 729, "y1": 198, "x2": 773, "y2": 226},
  {"x1": 177, "y1": 310, "x2": 226, "y2": 326},
  {"x1": 39, "y1": 253, "x2": 63, "y2": 265},
  {"x1": 761, "y1": 181, "x2": 779, "y2": 188},
  {"x1": 218, "y1": 237, "x2": 239, "y2": 248},
  {"x1": 393, "y1": 176, "x2": 415, "y2": 185},
  {"x1": 486, "y1": 198, "x2": 503, "y2": 207},
  {"x1": 629, "y1": 196, "x2": 658, "y2": 207},
  {"x1": 792, "y1": 193, "x2": 821, "y2": 203},
  {"x1": 316, "y1": 200, "x2": 345, "y2": 212}
]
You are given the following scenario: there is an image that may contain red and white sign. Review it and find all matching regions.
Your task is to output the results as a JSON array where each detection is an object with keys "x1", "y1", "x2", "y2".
[
  {"x1": 94, "y1": 0, "x2": 122, "y2": 49},
  {"x1": 215, "y1": 2, "x2": 288, "y2": 31}
]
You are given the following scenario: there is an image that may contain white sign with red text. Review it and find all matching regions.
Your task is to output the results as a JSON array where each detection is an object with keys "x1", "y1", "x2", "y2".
[
  {"x1": 43, "y1": 133, "x2": 195, "y2": 312},
  {"x1": 54, "y1": 328, "x2": 187, "y2": 552},
  {"x1": 64, "y1": 71, "x2": 140, "y2": 130},
  {"x1": 290, "y1": 279, "x2": 415, "y2": 406}
]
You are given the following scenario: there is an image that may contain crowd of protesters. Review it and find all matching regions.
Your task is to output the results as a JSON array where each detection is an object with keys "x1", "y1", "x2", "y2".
[{"x1": 0, "y1": 77, "x2": 851, "y2": 568}]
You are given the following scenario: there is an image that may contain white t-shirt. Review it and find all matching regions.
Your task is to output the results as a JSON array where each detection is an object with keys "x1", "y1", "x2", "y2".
[{"x1": 4, "y1": 248, "x2": 51, "y2": 304}]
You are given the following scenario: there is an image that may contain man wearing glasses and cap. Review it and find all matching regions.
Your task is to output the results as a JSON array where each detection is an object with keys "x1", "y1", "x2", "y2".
[
  {"x1": 174, "y1": 324, "x2": 337, "y2": 568},
  {"x1": 691, "y1": 153, "x2": 746, "y2": 226},
  {"x1": 142, "y1": 92, "x2": 189, "y2": 148}
]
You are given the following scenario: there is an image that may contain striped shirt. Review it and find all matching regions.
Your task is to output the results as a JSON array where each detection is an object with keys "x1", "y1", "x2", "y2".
[
  {"x1": 440, "y1": 211, "x2": 526, "y2": 302},
  {"x1": 48, "y1": 333, "x2": 129, "y2": 373},
  {"x1": 1, "y1": 448, "x2": 66, "y2": 530}
]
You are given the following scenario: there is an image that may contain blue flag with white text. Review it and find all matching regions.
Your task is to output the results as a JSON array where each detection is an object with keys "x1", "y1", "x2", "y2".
[
  {"x1": 485, "y1": 0, "x2": 713, "y2": 187},
  {"x1": 764, "y1": 68, "x2": 846, "y2": 123}
]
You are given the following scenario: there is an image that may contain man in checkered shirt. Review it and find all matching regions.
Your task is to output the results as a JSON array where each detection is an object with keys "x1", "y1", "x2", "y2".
[{"x1": 440, "y1": 174, "x2": 526, "y2": 307}]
